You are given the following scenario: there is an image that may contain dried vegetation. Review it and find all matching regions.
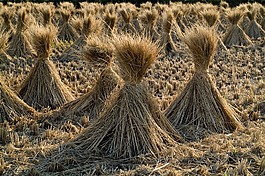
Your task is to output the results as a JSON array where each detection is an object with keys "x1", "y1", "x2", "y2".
[{"x1": 0, "y1": 1, "x2": 264, "y2": 176}]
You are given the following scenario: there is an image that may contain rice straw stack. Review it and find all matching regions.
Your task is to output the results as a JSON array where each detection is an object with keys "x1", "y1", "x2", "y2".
[
  {"x1": 58, "y1": 15, "x2": 101, "y2": 62},
  {"x1": 50, "y1": 36, "x2": 119, "y2": 122},
  {"x1": 18, "y1": 25, "x2": 74, "y2": 111},
  {"x1": 58, "y1": 9, "x2": 79, "y2": 42},
  {"x1": 222, "y1": 9, "x2": 252, "y2": 47},
  {"x1": 39, "y1": 34, "x2": 183, "y2": 173},
  {"x1": 7, "y1": 8, "x2": 36, "y2": 58},
  {"x1": 245, "y1": 9, "x2": 265, "y2": 39},
  {"x1": 165, "y1": 25, "x2": 244, "y2": 141}
]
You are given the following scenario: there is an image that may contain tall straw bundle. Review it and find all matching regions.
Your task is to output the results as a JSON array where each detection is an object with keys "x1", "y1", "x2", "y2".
[
  {"x1": 0, "y1": 79, "x2": 37, "y2": 122},
  {"x1": 119, "y1": 8, "x2": 136, "y2": 33},
  {"x1": 41, "y1": 34, "x2": 182, "y2": 173},
  {"x1": 201, "y1": 10, "x2": 227, "y2": 51},
  {"x1": 50, "y1": 36, "x2": 119, "y2": 121},
  {"x1": 140, "y1": 9, "x2": 159, "y2": 41},
  {"x1": 58, "y1": 9, "x2": 79, "y2": 42},
  {"x1": 201, "y1": 9, "x2": 219, "y2": 27},
  {"x1": 0, "y1": 31, "x2": 12, "y2": 63},
  {"x1": 165, "y1": 25, "x2": 244, "y2": 141},
  {"x1": 0, "y1": 7, "x2": 15, "y2": 35},
  {"x1": 161, "y1": 10, "x2": 177, "y2": 54},
  {"x1": 58, "y1": 15, "x2": 101, "y2": 62},
  {"x1": 7, "y1": 8, "x2": 36, "y2": 58},
  {"x1": 245, "y1": 9, "x2": 265, "y2": 39},
  {"x1": 41, "y1": 6, "x2": 54, "y2": 27},
  {"x1": 172, "y1": 7, "x2": 185, "y2": 31},
  {"x1": 103, "y1": 12, "x2": 117, "y2": 35},
  {"x1": 223, "y1": 9, "x2": 252, "y2": 47},
  {"x1": 260, "y1": 7, "x2": 265, "y2": 30},
  {"x1": 18, "y1": 25, "x2": 74, "y2": 111}
]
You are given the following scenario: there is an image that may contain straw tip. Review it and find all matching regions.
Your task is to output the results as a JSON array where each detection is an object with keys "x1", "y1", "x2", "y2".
[{"x1": 113, "y1": 34, "x2": 159, "y2": 83}]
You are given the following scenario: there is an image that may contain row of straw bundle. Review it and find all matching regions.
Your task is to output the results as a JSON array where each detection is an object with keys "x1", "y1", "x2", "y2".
[{"x1": 36, "y1": 34, "x2": 184, "y2": 173}]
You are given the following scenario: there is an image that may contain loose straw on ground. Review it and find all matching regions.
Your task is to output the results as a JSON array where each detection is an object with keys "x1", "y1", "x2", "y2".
[{"x1": 165, "y1": 25, "x2": 244, "y2": 141}]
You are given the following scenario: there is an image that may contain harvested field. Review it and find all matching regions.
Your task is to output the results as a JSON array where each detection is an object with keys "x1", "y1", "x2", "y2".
[{"x1": 0, "y1": 1, "x2": 264, "y2": 176}]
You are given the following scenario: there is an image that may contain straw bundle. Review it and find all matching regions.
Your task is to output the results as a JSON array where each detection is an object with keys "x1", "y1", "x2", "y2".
[
  {"x1": 7, "y1": 8, "x2": 36, "y2": 58},
  {"x1": 103, "y1": 12, "x2": 117, "y2": 35},
  {"x1": 201, "y1": 10, "x2": 227, "y2": 51},
  {"x1": 51, "y1": 36, "x2": 119, "y2": 121},
  {"x1": 140, "y1": 9, "x2": 159, "y2": 42},
  {"x1": 58, "y1": 9, "x2": 79, "y2": 42},
  {"x1": 223, "y1": 9, "x2": 252, "y2": 47},
  {"x1": 0, "y1": 79, "x2": 37, "y2": 122},
  {"x1": 18, "y1": 25, "x2": 74, "y2": 111},
  {"x1": 58, "y1": 15, "x2": 101, "y2": 62},
  {"x1": 261, "y1": 7, "x2": 265, "y2": 30},
  {"x1": 161, "y1": 10, "x2": 177, "y2": 54},
  {"x1": 165, "y1": 26, "x2": 244, "y2": 141},
  {"x1": 42, "y1": 35, "x2": 182, "y2": 172},
  {"x1": 0, "y1": 31, "x2": 12, "y2": 64},
  {"x1": 0, "y1": 7, "x2": 15, "y2": 35},
  {"x1": 119, "y1": 8, "x2": 136, "y2": 33},
  {"x1": 245, "y1": 9, "x2": 265, "y2": 39},
  {"x1": 201, "y1": 9, "x2": 219, "y2": 27},
  {"x1": 41, "y1": 6, "x2": 54, "y2": 27}
]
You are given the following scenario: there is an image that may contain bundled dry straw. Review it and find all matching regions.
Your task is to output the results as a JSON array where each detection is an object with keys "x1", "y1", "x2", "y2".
[
  {"x1": 58, "y1": 15, "x2": 101, "y2": 62},
  {"x1": 161, "y1": 9, "x2": 177, "y2": 54},
  {"x1": 0, "y1": 79, "x2": 37, "y2": 122},
  {"x1": 223, "y1": 9, "x2": 252, "y2": 47},
  {"x1": 0, "y1": 7, "x2": 15, "y2": 35},
  {"x1": 201, "y1": 9, "x2": 227, "y2": 51},
  {"x1": 140, "y1": 9, "x2": 159, "y2": 41},
  {"x1": 0, "y1": 31, "x2": 12, "y2": 63},
  {"x1": 7, "y1": 8, "x2": 36, "y2": 58},
  {"x1": 40, "y1": 34, "x2": 183, "y2": 173},
  {"x1": 201, "y1": 9, "x2": 219, "y2": 27},
  {"x1": 165, "y1": 25, "x2": 244, "y2": 141},
  {"x1": 41, "y1": 6, "x2": 54, "y2": 27},
  {"x1": 18, "y1": 25, "x2": 74, "y2": 111},
  {"x1": 103, "y1": 11, "x2": 117, "y2": 35},
  {"x1": 245, "y1": 9, "x2": 265, "y2": 39},
  {"x1": 119, "y1": 8, "x2": 136, "y2": 34},
  {"x1": 58, "y1": 9, "x2": 79, "y2": 42},
  {"x1": 50, "y1": 36, "x2": 119, "y2": 121}
]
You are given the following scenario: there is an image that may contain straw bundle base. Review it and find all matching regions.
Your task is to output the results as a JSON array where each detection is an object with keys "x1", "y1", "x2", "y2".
[
  {"x1": 165, "y1": 72, "x2": 244, "y2": 141},
  {"x1": 19, "y1": 58, "x2": 74, "y2": 111},
  {"x1": 40, "y1": 83, "x2": 183, "y2": 173},
  {"x1": 223, "y1": 25, "x2": 252, "y2": 47},
  {"x1": 0, "y1": 81, "x2": 36, "y2": 122}
]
